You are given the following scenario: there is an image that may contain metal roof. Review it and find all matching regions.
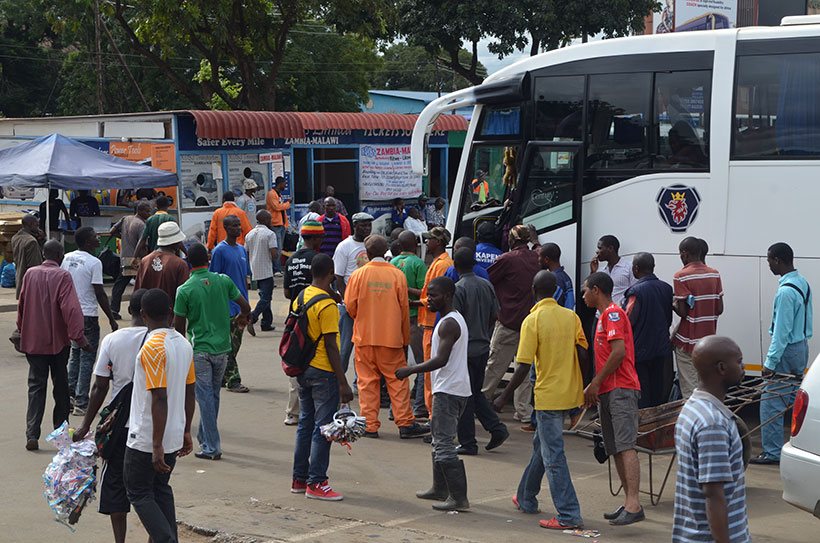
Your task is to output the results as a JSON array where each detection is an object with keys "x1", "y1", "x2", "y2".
[{"x1": 187, "y1": 110, "x2": 466, "y2": 139}]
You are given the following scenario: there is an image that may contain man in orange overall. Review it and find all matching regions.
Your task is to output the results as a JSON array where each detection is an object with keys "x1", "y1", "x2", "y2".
[
  {"x1": 417, "y1": 227, "x2": 453, "y2": 415},
  {"x1": 344, "y1": 234, "x2": 430, "y2": 440}
]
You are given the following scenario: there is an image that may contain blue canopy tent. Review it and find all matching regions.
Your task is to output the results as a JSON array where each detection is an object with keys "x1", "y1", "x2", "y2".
[{"x1": 0, "y1": 133, "x2": 178, "y2": 235}]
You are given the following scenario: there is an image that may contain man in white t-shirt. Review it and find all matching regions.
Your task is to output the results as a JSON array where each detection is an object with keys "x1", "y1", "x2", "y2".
[
  {"x1": 245, "y1": 210, "x2": 279, "y2": 336},
  {"x1": 396, "y1": 276, "x2": 471, "y2": 512},
  {"x1": 62, "y1": 226, "x2": 119, "y2": 417},
  {"x1": 333, "y1": 212, "x2": 372, "y2": 373},
  {"x1": 73, "y1": 289, "x2": 149, "y2": 543},
  {"x1": 123, "y1": 289, "x2": 195, "y2": 543}
]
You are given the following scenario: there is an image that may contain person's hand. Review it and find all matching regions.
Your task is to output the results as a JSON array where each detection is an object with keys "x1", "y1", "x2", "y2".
[
  {"x1": 235, "y1": 314, "x2": 249, "y2": 329},
  {"x1": 152, "y1": 446, "x2": 171, "y2": 473},
  {"x1": 339, "y1": 382, "x2": 354, "y2": 404},
  {"x1": 80, "y1": 340, "x2": 95, "y2": 353},
  {"x1": 583, "y1": 381, "x2": 601, "y2": 408},
  {"x1": 762, "y1": 367, "x2": 774, "y2": 378},
  {"x1": 589, "y1": 259, "x2": 599, "y2": 273},
  {"x1": 395, "y1": 367, "x2": 413, "y2": 380},
  {"x1": 109, "y1": 318, "x2": 119, "y2": 332},
  {"x1": 178, "y1": 432, "x2": 193, "y2": 457},
  {"x1": 492, "y1": 395, "x2": 505, "y2": 413},
  {"x1": 73, "y1": 425, "x2": 90, "y2": 442}
]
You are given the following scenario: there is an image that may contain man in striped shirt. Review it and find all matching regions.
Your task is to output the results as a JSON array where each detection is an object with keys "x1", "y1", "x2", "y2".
[
  {"x1": 590, "y1": 235, "x2": 635, "y2": 307},
  {"x1": 673, "y1": 335, "x2": 749, "y2": 543},
  {"x1": 672, "y1": 237, "x2": 724, "y2": 399}
]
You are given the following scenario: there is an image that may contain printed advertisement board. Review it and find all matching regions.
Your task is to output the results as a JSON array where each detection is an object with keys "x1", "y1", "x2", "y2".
[
  {"x1": 358, "y1": 145, "x2": 422, "y2": 200},
  {"x1": 653, "y1": 0, "x2": 736, "y2": 33}
]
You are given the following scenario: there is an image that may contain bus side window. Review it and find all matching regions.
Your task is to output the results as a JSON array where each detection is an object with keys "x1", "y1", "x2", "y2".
[
  {"x1": 733, "y1": 51, "x2": 820, "y2": 159},
  {"x1": 586, "y1": 73, "x2": 652, "y2": 170},
  {"x1": 534, "y1": 76, "x2": 585, "y2": 141},
  {"x1": 654, "y1": 70, "x2": 711, "y2": 169}
]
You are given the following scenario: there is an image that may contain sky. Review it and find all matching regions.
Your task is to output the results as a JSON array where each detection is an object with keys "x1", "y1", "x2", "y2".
[{"x1": 477, "y1": 38, "x2": 530, "y2": 75}]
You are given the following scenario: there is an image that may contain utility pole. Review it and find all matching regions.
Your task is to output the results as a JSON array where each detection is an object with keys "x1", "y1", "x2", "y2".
[{"x1": 94, "y1": 0, "x2": 105, "y2": 114}]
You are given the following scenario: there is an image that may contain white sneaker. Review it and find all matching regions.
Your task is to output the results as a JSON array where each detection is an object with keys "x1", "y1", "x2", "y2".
[
  {"x1": 284, "y1": 415, "x2": 298, "y2": 426},
  {"x1": 72, "y1": 406, "x2": 86, "y2": 417}
]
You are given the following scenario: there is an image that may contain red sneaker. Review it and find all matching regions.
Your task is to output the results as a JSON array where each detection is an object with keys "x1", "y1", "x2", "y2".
[
  {"x1": 305, "y1": 480, "x2": 343, "y2": 501},
  {"x1": 539, "y1": 517, "x2": 582, "y2": 530},
  {"x1": 290, "y1": 479, "x2": 307, "y2": 494}
]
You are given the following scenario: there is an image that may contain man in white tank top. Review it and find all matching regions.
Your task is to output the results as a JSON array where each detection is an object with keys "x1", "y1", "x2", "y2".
[{"x1": 396, "y1": 276, "x2": 471, "y2": 512}]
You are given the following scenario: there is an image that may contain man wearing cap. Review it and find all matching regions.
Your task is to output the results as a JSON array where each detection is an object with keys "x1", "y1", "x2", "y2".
[
  {"x1": 244, "y1": 210, "x2": 278, "y2": 336},
  {"x1": 333, "y1": 213, "x2": 373, "y2": 373},
  {"x1": 417, "y1": 226, "x2": 454, "y2": 415},
  {"x1": 266, "y1": 176, "x2": 290, "y2": 276},
  {"x1": 207, "y1": 192, "x2": 252, "y2": 250},
  {"x1": 135, "y1": 221, "x2": 190, "y2": 317},
  {"x1": 236, "y1": 173, "x2": 259, "y2": 227},
  {"x1": 416, "y1": 194, "x2": 429, "y2": 224},
  {"x1": 319, "y1": 197, "x2": 350, "y2": 257},
  {"x1": 282, "y1": 220, "x2": 329, "y2": 425},
  {"x1": 482, "y1": 225, "x2": 541, "y2": 425}
]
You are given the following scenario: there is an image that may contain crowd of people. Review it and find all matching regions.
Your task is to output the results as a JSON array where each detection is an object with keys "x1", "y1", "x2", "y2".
[{"x1": 10, "y1": 173, "x2": 812, "y2": 542}]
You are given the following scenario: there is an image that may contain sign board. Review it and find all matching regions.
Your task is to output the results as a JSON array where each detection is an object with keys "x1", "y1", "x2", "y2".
[
  {"x1": 653, "y1": 0, "x2": 737, "y2": 33},
  {"x1": 259, "y1": 151, "x2": 283, "y2": 164},
  {"x1": 358, "y1": 145, "x2": 422, "y2": 200}
]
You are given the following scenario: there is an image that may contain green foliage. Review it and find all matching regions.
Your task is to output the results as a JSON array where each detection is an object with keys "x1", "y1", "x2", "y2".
[{"x1": 371, "y1": 43, "x2": 483, "y2": 92}]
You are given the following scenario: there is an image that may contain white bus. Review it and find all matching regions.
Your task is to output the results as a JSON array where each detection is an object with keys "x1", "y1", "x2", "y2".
[{"x1": 411, "y1": 16, "x2": 820, "y2": 375}]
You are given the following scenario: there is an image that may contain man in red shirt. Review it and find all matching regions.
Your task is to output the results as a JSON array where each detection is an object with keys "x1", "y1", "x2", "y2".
[
  {"x1": 582, "y1": 271, "x2": 644, "y2": 527},
  {"x1": 15, "y1": 240, "x2": 89, "y2": 451}
]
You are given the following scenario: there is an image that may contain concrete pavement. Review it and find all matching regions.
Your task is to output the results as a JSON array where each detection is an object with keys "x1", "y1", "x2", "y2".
[{"x1": 0, "y1": 287, "x2": 813, "y2": 542}]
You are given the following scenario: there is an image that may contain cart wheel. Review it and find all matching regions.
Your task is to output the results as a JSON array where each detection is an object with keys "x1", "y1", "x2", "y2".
[{"x1": 733, "y1": 414, "x2": 752, "y2": 469}]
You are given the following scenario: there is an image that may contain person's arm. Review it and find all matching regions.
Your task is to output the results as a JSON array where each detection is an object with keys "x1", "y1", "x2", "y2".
[
  {"x1": 333, "y1": 248, "x2": 348, "y2": 298},
  {"x1": 343, "y1": 272, "x2": 358, "y2": 318},
  {"x1": 716, "y1": 298, "x2": 724, "y2": 316},
  {"x1": 59, "y1": 201, "x2": 69, "y2": 223},
  {"x1": 672, "y1": 275, "x2": 690, "y2": 318},
  {"x1": 492, "y1": 362, "x2": 531, "y2": 412},
  {"x1": 58, "y1": 278, "x2": 90, "y2": 349},
  {"x1": 239, "y1": 212, "x2": 252, "y2": 239},
  {"x1": 409, "y1": 259, "x2": 426, "y2": 298},
  {"x1": 624, "y1": 294, "x2": 640, "y2": 328},
  {"x1": 396, "y1": 318, "x2": 461, "y2": 379},
  {"x1": 134, "y1": 233, "x2": 148, "y2": 260},
  {"x1": 206, "y1": 213, "x2": 218, "y2": 250},
  {"x1": 326, "y1": 332, "x2": 353, "y2": 403},
  {"x1": 150, "y1": 387, "x2": 170, "y2": 473},
  {"x1": 109, "y1": 218, "x2": 123, "y2": 238},
  {"x1": 179, "y1": 382, "x2": 195, "y2": 458},
  {"x1": 765, "y1": 289, "x2": 797, "y2": 372},
  {"x1": 584, "y1": 339, "x2": 625, "y2": 407},
  {"x1": 91, "y1": 198, "x2": 100, "y2": 216},
  {"x1": 173, "y1": 315, "x2": 187, "y2": 336},
  {"x1": 399, "y1": 276, "x2": 410, "y2": 346},
  {"x1": 93, "y1": 284, "x2": 119, "y2": 331},
  {"x1": 702, "y1": 482, "x2": 730, "y2": 543},
  {"x1": 73, "y1": 375, "x2": 111, "y2": 441},
  {"x1": 232, "y1": 294, "x2": 252, "y2": 327}
]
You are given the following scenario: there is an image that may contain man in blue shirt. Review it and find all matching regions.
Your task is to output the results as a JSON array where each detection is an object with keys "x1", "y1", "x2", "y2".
[
  {"x1": 752, "y1": 242, "x2": 813, "y2": 465},
  {"x1": 210, "y1": 215, "x2": 252, "y2": 393},
  {"x1": 538, "y1": 243, "x2": 574, "y2": 310},
  {"x1": 444, "y1": 237, "x2": 489, "y2": 283},
  {"x1": 623, "y1": 253, "x2": 674, "y2": 408},
  {"x1": 475, "y1": 222, "x2": 502, "y2": 271},
  {"x1": 390, "y1": 198, "x2": 408, "y2": 230}
]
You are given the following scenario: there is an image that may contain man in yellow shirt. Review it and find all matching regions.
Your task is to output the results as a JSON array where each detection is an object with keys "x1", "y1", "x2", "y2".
[
  {"x1": 417, "y1": 227, "x2": 453, "y2": 415},
  {"x1": 290, "y1": 253, "x2": 353, "y2": 501},
  {"x1": 493, "y1": 271, "x2": 587, "y2": 531}
]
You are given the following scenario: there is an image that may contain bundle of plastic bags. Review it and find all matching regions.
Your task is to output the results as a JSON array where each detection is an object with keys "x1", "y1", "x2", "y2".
[
  {"x1": 320, "y1": 405, "x2": 367, "y2": 452},
  {"x1": 42, "y1": 422, "x2": 97, "y2": 529}
]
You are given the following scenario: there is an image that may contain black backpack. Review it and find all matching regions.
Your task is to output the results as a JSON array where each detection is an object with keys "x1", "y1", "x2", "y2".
[{"x1": 279, "y1": 290, "x2": 332, "y2": 376}]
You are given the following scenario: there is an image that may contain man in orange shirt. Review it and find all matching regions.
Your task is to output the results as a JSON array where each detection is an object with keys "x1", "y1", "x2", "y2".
[
  {"x1": 207, "y1": 192, "x2": 252, "y2": 250},
  {"x1": 266, "y1": 176, "x2": 290, "y2": 275},
  {"x1": 417, "y1": 227, "x2": 453, "y2": 415},
  {"x1": 344, "y1": 235, "x2": 429, "y2": 440}
]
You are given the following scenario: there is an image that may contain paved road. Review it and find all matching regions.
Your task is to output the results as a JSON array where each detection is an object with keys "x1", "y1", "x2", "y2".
[{"x1": 0, "y1": 288, "x2": 812, "y2": 542}]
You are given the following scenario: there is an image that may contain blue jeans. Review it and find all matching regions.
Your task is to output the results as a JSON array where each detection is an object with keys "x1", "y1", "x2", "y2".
[
  {"x1": 68, "y1": 316, "x2": 100, "y2": 409},
  {"x1": 761, "y1": 339, "x2": 808, "y2": 459},
  {"x1": 271, "y1": 226, "x2": 285, "y2": 273},
  {"x1": 293, "y1": 366, "x2": 339, "y2": 485},
  {"x1": 252, "y1": 277, "x2": 274, "y2": 328},
  {"x1": 194, "y1": 352, "x2": 228, "y2": 456},
  {"x1": 339, "y1": 304, "x2": 355, "y2": 374},
  {"x1": 516, "y1": 410, "x2": 583, "y2": 526}
]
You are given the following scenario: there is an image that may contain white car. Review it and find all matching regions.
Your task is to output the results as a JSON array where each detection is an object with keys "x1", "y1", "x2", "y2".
[{"x1": 781, "y1": 354, "x2": 820, "y2": 518}]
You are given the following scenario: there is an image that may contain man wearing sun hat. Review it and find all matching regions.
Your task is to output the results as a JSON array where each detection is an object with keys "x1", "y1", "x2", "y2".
[
  {"x1": 236, "y1": 174, "x2": 260, "y2": 227},
  {"x1": 135, "y1": 221, "x2": 190, "y2": 316}
]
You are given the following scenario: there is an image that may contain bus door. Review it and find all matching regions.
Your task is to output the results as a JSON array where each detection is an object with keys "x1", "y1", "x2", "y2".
[{"x1": 513, "y1": 141, "x2": 584, "y2": 285}]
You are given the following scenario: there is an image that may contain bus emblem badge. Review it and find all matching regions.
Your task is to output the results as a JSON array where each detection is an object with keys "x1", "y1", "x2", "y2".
[{"x1": 656, "y1": 185, "x2": 701, "y2": 232}]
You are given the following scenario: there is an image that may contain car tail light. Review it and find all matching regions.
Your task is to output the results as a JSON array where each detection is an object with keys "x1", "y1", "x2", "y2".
[{"x1": 792, "y1": 389, "x2": 809, "y2": 437}]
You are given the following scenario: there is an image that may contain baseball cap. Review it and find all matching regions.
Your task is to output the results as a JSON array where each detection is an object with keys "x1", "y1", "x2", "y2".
[
  {"x1": 243, "y1": 179, "x2": 258, "y2": 190},
  {"x1": 423, "y1": 226, "x2": 451, "y2": 245},
  {"x1": 351, "y1": 212, "x2": 374, "y2": 223},
  {"x1": 157, "y1": 222, "x2": 186, "y2": 247},
  {"x1": 300, "y1": 220, "x2": 324, "y2": 237}
]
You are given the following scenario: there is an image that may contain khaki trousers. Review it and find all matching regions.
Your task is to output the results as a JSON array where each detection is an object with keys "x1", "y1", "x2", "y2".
[{"x1": 481, "y1": 321, "x2": 533, "y2": 420}]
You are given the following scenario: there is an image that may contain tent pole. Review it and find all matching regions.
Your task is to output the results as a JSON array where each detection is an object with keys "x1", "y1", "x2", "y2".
[{"x1": 45, "y1": 182, "x2": 51, "y2": 240}]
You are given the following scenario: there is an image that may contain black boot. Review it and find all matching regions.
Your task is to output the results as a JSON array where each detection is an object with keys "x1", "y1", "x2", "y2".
[
  {"x1": 416, "y1": 453, "x2": 448, "y2": 500},
  {"x1": 432, "y1": 459, "x2": 470, "y2": 511}
]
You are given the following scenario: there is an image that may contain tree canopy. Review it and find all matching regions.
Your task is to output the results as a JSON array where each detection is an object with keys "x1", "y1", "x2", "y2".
[{"x1": 371, "y1": 43, "x2": 484, "y2": 93}]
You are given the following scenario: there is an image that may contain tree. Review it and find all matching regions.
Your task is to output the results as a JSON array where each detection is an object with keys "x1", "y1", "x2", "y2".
[
  {"x1": 106, "y1": 0, "x2": 394, "y2": 110},
  {"x1": 371, "y1": 43, "x2": 484, "y2": 92}
]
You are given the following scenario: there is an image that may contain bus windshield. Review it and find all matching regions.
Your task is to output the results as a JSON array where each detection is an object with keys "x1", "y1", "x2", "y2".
[{"x1": 465, "y1": 144, "x2": 516, "y2": 211}]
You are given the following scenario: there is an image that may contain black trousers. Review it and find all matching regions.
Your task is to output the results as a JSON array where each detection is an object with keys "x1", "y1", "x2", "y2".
[
  {"x1": 635, "y1": 354, "x2": 674, "y2": 409},
  {"x1": 26, "y1": 347, "x2": 71, "y2": 440},
  {"x1": 110, "y1": 273, "x2": 132, "y2": 314},
  {"x1": 124, "y1": 447, "x2": 178, "y2": 543},
  {"x1": 457, "y1": 352, "x2": 505, "y2": 450}
]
